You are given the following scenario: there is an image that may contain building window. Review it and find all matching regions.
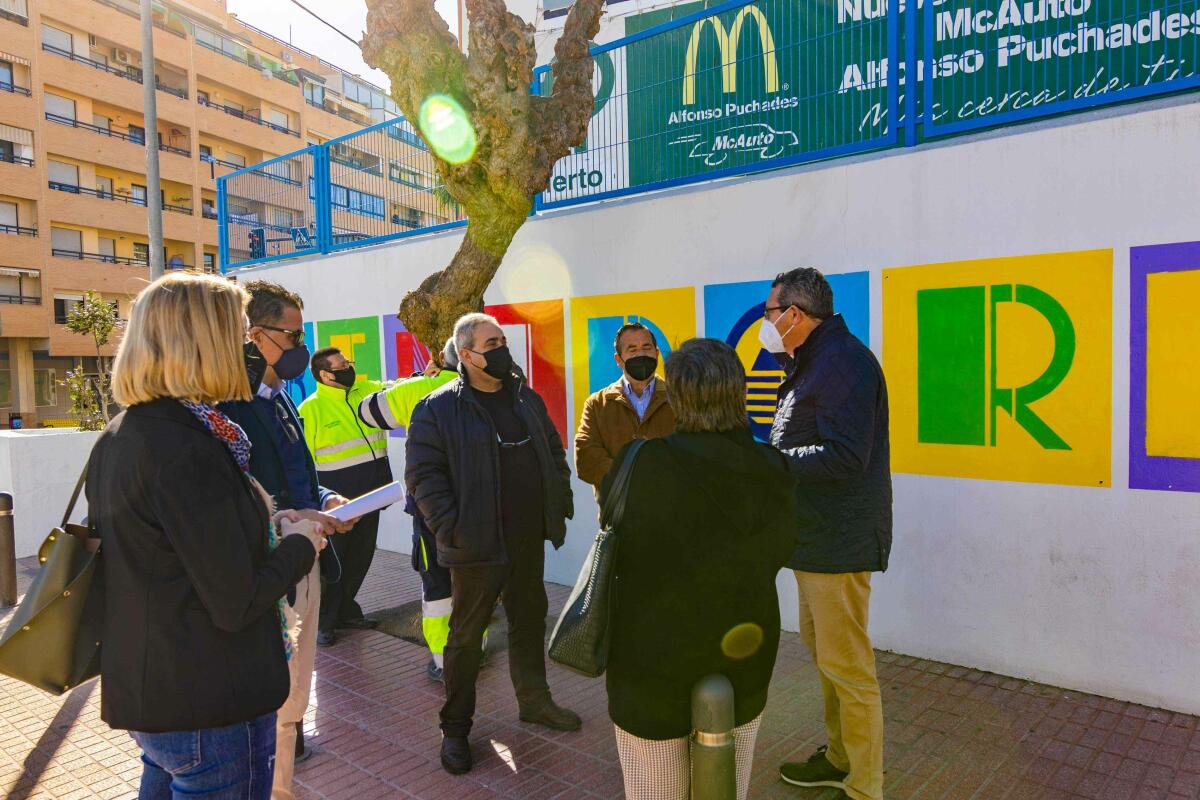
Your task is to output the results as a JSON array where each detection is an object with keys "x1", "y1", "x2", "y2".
[
  {"x1": 51, "y1": 226, "x2": 82, "y2": 253},
  {"x1": 203, "y1": 253, "x2": 215, "y2": 272},
  {"x1": 0, "y1": 201, "x2": 16, "y2": 228},
  {"x1": 40, "y1": 23, "x2": 73, "y2": 53},
  {"x1": 273, "y1": 208, "x2": 293, "y2": 228},
  {"x1": 133, "y1": 242, "x2": 149, "y2": 263},
  {"x1": 304, "y1": 82, "x2": 324, "y2": 106},
  {"x1": 53, "y1": 296, "x2": 81, "y2": 324},
  {"x1": 34, "y1": 369, "x2": 56, "y2": 408},
  {"x1": 44, "y1": 92, "x2": 76, "y2": 121},
  {"x1": 127, "y1": 124, "x2": 145, "y2": 144},
  {"x1": 0, "y1": 61, "x2": 12, "y2": 87},
  {"x1": 198, "y1": 90, "x2": 209, "y2": 106},
  {"x1": 0, "y1": 371, "x2": 9, "y2": 407},
  {"x1": 47, "y1": 160, "x2": 79, "y2": 188}
]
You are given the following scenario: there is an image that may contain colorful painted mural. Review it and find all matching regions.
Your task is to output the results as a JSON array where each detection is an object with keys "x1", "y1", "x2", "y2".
[
  {"x1": 316, "y1": 316, "x2": 384, "y2": 384},
  {"x1": 1129, "y1": 241, "x2": 1200, "y2": 493},
  {"x1": 487, "y1": 300, "x2": 570, "y2": 445},
  {"x1": 703, "y1": 272, "x2": 870, "y2": 440},
  {"x1": 883, "y1": 251, "x2": 1112, "y2": 487},
  {"x1": 569, "y1": 287, "x2": 697, "y2": 426}
]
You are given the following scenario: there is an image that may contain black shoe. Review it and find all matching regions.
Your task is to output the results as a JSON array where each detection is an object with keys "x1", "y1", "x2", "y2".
[
  {"x1": 779, "y1": 746, "x2": 848, "y2": 789},
  {"x1": 518, "y1": 698, "x2": 582, "y2": 732},
  {"x1": 426, "y1": 658, "x2": 444, "y2": 683},
  {"x1": 316, "y1": 629, "x2": 337, "y2": 647},
  {"x1": 294, "y1": 722, "x2": 313, "y2": 764},
  {"x1": 340, "y1": 618, "x2": 378, "y2": 630},
  {"x1": 440, "y1": 735, "x2": 472, "y2": 775}
]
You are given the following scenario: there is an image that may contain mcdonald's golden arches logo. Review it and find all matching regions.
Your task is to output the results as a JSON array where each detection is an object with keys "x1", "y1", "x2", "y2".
[{"x1": 683, "y1": 5, "x2": 781, "y2": 104}]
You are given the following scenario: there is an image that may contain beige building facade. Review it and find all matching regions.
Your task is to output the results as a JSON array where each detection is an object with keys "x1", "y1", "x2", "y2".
[{"x1": 0, "y1": 0, "x2": 407, "y2": 424}]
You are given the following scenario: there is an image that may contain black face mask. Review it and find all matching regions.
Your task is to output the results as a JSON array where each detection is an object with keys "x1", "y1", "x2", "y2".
[
  {"x1": 244, "y1": 341, "x2": 266, "y2": 395},
  {"x1": 271, "y1": 343, "x2": 311, "y2": 382},
  {"x1": 472, "y1": 345, "x2": 513, "y2": 380},
  {"x1": 331, "y1": 366, "x2": 356, "y2": 388},
  {"x1": 622, "y1": 355, "x2": 658, "y2": 382}
]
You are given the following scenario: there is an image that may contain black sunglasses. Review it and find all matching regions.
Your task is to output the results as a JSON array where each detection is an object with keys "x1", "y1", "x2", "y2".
[{"x1": 259, "y1": 324, "x2": 305, "y2": 346}]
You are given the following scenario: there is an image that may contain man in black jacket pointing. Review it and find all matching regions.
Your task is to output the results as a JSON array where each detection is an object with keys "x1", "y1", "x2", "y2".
[{"x1": 405, "y1": 312, "x2": 578, "y2": 775}]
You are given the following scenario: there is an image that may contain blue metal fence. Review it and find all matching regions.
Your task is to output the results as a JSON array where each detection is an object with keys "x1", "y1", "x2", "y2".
[{"x1": 219, "y1": 0, "x2": 1200, "y2": 271}]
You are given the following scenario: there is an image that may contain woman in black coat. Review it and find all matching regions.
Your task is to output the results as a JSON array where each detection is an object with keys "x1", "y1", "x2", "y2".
[
  {"x1": 600, "y1": 338, "x2": 797, "y2": 800},
  {"x1": 86, "y1": 273, "x2": 327, "y2": 800}
]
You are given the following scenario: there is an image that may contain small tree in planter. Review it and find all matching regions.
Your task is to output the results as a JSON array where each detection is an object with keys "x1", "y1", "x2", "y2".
[
  {"x1": 61, "y1": 368, "x2": 103, "y2": 431},
  {"x1": 64, "y1": 291, "x2": 122, "y2": 427}
]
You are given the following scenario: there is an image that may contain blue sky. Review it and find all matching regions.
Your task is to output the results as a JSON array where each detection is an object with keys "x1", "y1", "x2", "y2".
[{"x1": 226, "y1": 0, "x2": 461, "y2": 92}]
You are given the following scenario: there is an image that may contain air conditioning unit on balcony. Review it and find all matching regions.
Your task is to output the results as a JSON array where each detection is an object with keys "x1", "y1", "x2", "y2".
[
  {"x1": 112, "y1": 48, "x2": 131, "y2": 64},
  {"x1": 281, "y1": 51, "x2": 293, "y2": 64}
]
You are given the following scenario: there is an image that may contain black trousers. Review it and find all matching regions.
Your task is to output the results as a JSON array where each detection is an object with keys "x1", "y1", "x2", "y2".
[
  {"x1": 440, "y1": 541, "x2": 550, "y2": 737},
  {"x1": 318, "y1": 508, "x2": 380, "y2": 632}
]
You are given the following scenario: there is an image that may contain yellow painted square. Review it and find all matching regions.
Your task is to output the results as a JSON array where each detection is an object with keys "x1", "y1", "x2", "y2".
[
  {"x1": 882, "y1": 250, "x2": 1112, "y2": 487},
  {"x1": 1146, "y1": 270, "x2": 1200, "y2": 458},
  {"x1": 569, "y1": 287, "x2": 696, "y2": 428}
]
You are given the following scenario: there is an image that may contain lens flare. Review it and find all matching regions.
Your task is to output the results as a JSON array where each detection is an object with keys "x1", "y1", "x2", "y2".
[
  {"x1": 418, "y1": 94, "x2": 477, "y2": 165},
  {"x1": 721, "y1": 623, "x2": 764, "y2": 660}
]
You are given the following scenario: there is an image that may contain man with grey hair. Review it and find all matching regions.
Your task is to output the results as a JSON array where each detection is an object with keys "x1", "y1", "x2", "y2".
[
  {"x1": 761, "y1": 268, "x2": 891, "y2": 800},
  {"x1": 406, "y1": 313, "x2": 577, "y2": 775}
]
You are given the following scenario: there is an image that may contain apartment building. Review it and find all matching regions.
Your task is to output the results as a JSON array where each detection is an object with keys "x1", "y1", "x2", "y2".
[{"x1": 0, "y1": 0, "x2": 423, "y2": 425}]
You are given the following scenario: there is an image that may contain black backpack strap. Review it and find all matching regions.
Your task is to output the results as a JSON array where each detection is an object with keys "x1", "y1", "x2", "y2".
[{"x1": 599, "y1": 438, "x2": 648, "y2": 532}]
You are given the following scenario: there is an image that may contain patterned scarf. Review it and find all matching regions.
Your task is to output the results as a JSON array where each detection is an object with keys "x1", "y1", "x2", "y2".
[{"x1": 178, "y1": 400, "x2": 293, "y2": 661}]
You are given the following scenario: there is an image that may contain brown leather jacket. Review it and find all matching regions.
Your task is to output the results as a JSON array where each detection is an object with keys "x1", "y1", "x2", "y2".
[{"x1": 575, "y1": 378, "x2": 676, "y2": 487}]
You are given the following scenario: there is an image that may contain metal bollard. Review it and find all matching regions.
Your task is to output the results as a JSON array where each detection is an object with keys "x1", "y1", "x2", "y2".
[
  {"x1": 0, "y1": 492, "x2": 14, "y2": 606},
  {"x1": 691, "y1": 673, "x2": 736, "y2": 800}
]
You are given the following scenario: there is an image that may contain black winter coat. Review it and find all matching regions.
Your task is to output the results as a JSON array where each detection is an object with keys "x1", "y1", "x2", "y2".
[
  {"x1": 601, "y1": 430, "x2": 797, "y2": 739},
  {"x1": 86, "y1": 399, "x2": 317, "y2": 733},
  {"x1": 769, "y1": 314, "x2": 893, "y2": 573},
  {"x1": 404, "y1": 372, "x2": 574, "y2": 568}
]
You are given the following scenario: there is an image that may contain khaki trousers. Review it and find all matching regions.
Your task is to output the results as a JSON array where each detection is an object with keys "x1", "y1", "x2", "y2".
[
  {"x1": 271, "y1": 562, "x2": 320, "y2": 800},
  {"x1": 794, "y1": 570, "x2": 884, "y2": 800}
]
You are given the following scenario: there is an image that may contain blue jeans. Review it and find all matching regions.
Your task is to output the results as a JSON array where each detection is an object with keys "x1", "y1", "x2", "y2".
[{"x1": 130, "y1": 712, "x2": 276, "y2": 800}]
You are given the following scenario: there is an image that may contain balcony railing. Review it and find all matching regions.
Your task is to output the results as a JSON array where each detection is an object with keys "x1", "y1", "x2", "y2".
[
  {"x1": 202, "y1": 154, "x2": 246, "y2": 172},
  {"x1": 306, "y1": 97, "x2": 372, "y2": 125},
  {"x1": 47, "y1": 114, "x2": 190, "y2": 156},
  {"x1": 194, "y1": 39, "x2": 300, "y2": 86},
  {"x1": 197, "y1": 97, "x2": 300, "y2": 137},
  {"x1": 46, "y1": 112, "x2": 138, "y2": 141},
  {"x1": 48, "y1": 182, "x2": 193, "y2": 214},
  {"x1": 0, "y1": 295, "x2": 40, "y2": 305},
  {"x1": 42, "y1": 44, "x2": 189, "y2": 98},
  {"x1": 0, "y1": 153, "x2": 33, "y2": 167},
  {"x1": 42, "y1": 43, "x2": 142, "y2": 82},
  {"x1": 51, "y1": 248, "x2": 142, "y2": 265},
  {"x1": 0, "y1": 80, "x2": 31, "y2": 96},
  {"x1": 155, "y1": 80, "x2": 187, "y2": 99},
  {"x1": 331, "y1": 155, "x2": 382, "y2": 175},
  {"x1": 89, "y1": 0, "x2": 185, "y2": 37},
  {"x1": 0, "y1": 223, "x2": 36, "y2": 236}
]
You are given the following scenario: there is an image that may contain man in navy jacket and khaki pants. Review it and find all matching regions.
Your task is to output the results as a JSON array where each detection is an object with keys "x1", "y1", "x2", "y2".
[{"x1": 760, "y1": 268, "x2": 892, "y2": 800}]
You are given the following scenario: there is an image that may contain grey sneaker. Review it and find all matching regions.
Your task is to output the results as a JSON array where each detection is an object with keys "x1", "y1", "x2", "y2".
[{"x1": 779, "y1": 746, "x2": 848, "y2": 789}]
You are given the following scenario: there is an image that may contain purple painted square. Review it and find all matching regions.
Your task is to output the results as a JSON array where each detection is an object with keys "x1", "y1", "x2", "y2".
[
  {"x1": 382, "y1": 315, "x2": 433, "y2": 438},
  {"x1": 1129, "y1": 240, "x2": 1200, "y2": 492}
]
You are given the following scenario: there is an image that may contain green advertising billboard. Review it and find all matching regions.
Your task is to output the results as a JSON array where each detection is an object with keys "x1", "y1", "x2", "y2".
[{"x1": 623, "y1": 0, "x2": 894, "y2": 187}]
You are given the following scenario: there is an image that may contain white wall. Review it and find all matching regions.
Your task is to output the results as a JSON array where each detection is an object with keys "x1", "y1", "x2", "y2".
[
  {"x1": 244, "y1": 96, "x2": 1200, "y2": 715},
  {"x1": 0, "y1": 430, "x2": 99, "y2": 558}
]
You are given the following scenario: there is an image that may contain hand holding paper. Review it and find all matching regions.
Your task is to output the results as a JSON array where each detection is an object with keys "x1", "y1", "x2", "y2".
[{"x1": 327, "y1": 482, "x2": 406, "y2": 523}]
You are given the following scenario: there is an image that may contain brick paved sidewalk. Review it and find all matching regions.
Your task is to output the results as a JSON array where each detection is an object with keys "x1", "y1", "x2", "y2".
[{"x1": 0, "y1": 550, "x2": 1197, "y2": 800}]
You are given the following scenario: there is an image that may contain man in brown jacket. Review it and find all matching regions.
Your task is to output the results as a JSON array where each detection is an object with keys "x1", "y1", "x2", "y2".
[{"x1": 575, "y1": 322, "x2": 677, "y2": 487}]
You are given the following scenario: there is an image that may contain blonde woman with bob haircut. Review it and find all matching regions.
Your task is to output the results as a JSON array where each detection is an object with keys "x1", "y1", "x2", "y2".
[{"x1": 85, "y1": 273, "x2": 329, "y2": 800}]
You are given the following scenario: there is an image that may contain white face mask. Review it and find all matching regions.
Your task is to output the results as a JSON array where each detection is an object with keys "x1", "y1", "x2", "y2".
[{"x1": 758, "y1": 310, "x2": 796, "y2": 354}]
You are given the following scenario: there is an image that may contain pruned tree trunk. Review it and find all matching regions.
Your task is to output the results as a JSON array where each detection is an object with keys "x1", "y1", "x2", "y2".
[{"x1": 362, "y1": 0, "x2": 603, "y2": 352}]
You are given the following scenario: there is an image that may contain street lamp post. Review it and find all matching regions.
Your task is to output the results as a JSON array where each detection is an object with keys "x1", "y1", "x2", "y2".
[{"x1": 141, "y1": 0, "x2": 165, "y2": 281}]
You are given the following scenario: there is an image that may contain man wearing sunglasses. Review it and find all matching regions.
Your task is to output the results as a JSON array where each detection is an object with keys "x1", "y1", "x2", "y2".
[{"x1": 220, "y1": 280, "x2": 353, "y2": 800}]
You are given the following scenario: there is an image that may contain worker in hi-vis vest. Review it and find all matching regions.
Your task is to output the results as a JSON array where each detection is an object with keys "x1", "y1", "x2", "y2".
[
  {"x1": 298, "y1": 347, "x2": 395, "y2": 648},
  {"x1": 357, "y1": 339, "x2": 480, "y2": 682}
]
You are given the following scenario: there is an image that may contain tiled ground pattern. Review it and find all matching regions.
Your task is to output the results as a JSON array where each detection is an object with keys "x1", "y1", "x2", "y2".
[{"x1": 0, "y1": 551, "x2": 1196, "y2": 800}]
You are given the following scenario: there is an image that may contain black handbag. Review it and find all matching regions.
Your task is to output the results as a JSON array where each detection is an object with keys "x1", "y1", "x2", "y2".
[
  {"x1": 0, "y1": 465, "x2": 104, "y2": 695},
  {"x1": 548, "y1": 439, "x2": 647, "y2": 678}
]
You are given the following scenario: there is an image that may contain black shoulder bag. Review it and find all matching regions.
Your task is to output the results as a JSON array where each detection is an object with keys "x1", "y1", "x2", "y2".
[{"x1": 548, "y1": 439, "x2": 647, "y2": 678}]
